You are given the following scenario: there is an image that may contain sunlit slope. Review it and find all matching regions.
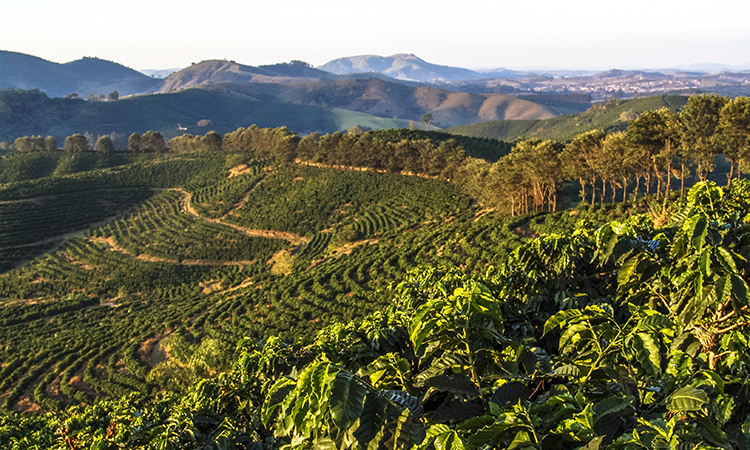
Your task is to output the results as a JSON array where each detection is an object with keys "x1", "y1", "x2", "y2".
[
  {"x1": 0, "y1": 151, "x2": 532, "y2": 413},
  {"x1": 445, "y1": 95, "x2": 689, "y2": 141}
]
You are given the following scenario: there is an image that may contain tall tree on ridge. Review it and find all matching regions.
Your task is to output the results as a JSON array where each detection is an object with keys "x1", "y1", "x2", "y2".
[
  {"x1": 718, "y1": 96, "x2": 750, "y2": 186},
  {"x1": 679, "y1": 94, "x2": 728, "y2": 181}
]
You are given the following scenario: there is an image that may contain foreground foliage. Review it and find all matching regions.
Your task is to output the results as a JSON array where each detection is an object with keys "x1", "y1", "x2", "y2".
[{"x1": 4, "y1": 180, "x2": 750, "y2": 449}]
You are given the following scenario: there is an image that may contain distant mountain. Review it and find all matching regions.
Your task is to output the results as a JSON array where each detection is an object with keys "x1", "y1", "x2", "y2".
[
  {"x1": 188, "y1": 77, "x2": 559, "y2": 127},
  {"x1": 139, "y1": 68, "x2": 182, "y2": 79},
  {"x1": 318, "y1": 53, "x2": 518, "y2": 82},
  {"x1": 674, "y1": 62, "x2": 750, "y2": 73},
  {"x1": 0, "y1": 51, "x2": 162, "y2": 97},
  {"x1": 444, "y1": 95, "x2": 689, "y2": 141},
  {"x1": 160, "y1": 60, "x2": 338, "y2": 92}
]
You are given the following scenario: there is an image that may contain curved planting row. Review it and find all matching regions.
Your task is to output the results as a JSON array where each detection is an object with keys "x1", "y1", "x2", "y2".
[
  {"x1": 90, "y1": 191, "x2": 288, "y2": 263},
  {"x1": 188, "y1": 162, "x2": 268, "y2": 218}
]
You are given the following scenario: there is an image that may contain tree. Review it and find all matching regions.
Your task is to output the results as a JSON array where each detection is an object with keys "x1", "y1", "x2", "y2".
[
  {"x1": 421, "y1": 113, "x2": 433, "y2": 128},
  {"x1": 107, "y1": 91, "x2": 119, "y2": 101},
  {"x1": 44, "y1": 136, "x2": 57, "y2": 152},
  {"x1": 626, "y1": 107, "x2": 680, "y2": 199},
  {"x1": 679, "y1": 94, "x2": 729, "y2": 181},
  {"x1": 63, "y1": 134, "x2": 88, "y2": 152},
  {"x1": 505, "y1": 139, "x2": 564, "y2": 213},
  {"x1": 564, "y1": 130, "x2": 606, "y2": 205},
  {"x1": 600, "y1": 131, "x2": 638, "y2": 203},
  {"x1": 96, "y1": 135, "x2": 115, "y2": 153},
  {"x1": 128, "y1": 133, "x2": 143, "y2": 152},
  {"x1": 718, "y1": 96, "x2": 750, "y2": 185},
  {"x1": 141, "y1": 131, "x2": 166, "y2": 153},
  {"x1": 204, "y1": 131, "x2": 223, "y2": 152}
]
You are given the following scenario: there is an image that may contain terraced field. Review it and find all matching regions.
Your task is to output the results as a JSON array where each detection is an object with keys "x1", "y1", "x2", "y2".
[{"x1": 0, "y1": 150, "x2": 597, "y2": 412}]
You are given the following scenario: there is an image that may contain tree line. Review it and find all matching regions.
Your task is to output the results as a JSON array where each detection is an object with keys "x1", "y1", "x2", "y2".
[
  {"x1": 458, "y1": 94, "x2": 750, "y2": 214},
  {"x1": 9, "y1": 93, "x2": 750, "y2": 215}
]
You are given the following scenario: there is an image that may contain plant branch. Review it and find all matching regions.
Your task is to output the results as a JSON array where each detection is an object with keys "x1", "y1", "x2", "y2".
[{"x1": 715, "y1": 321, "x2": 750, "y2": 335}]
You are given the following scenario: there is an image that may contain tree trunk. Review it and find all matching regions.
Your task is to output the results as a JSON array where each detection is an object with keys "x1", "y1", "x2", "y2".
[
  {"x1": 680, "y1": 163, "x2": 686, "y2": 199},
  {"x1": 645, "y1": 172, "x2": 651, "y2": 196},
  {"x1": 622, "y1": 176, "x2": 628, "y2": 203},
  {"x1": 727, "y1": 159, "x2": 735, "y2": 187},
  {"x1": 601, "y1": 179, "x2": 606, "y2": 205},
  {"x1": 634, "y1": 175, "x2": 640, "y2": 205},
  {"x1": 579, "y1": 179, "x2": 586, "y2": 205},
  {"x1": 591, "y1": 176, "x2": 597, "y2": 205},
  {"x1": 655, "y1": 164, "x2": 662, "y2": 201}
]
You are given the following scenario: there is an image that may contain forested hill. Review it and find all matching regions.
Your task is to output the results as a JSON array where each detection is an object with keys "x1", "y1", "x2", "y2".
[
  {"x1": 445, "y1": 94, "x2": 689, "y2": 141},
  {"x1": 0, "y1": 82, "x2": 563, "y2": 146},
  {"x1": 159, "y1": 59, "x2": 339, "y2": 91},
  {"x1": 0, "y1": 88, "x2": 413, "y2": 144}
]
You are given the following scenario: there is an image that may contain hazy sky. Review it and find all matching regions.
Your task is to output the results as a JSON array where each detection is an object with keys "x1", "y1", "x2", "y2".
[{"x1": 2, "y1": 0, "x2": 750, "y2": 71}]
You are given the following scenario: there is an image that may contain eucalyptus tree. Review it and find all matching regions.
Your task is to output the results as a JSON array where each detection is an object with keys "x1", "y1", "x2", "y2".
[
  {"x1": 600, "y1": 131, "x2": 638, "y2": 203},
  {"x1": 625, "y1": 107, "x2": 680, "y2": 199},
  {"x1": 510, "y1": 139, "x2": 564, "y2": 213},
  {"x1": 563, "y1": 130, "x2": 606, "y2": 205},
  {"x1": 679, "y1": 94, "x2": 729, "y2": 181},
  {"x1": 718, "y1": 95, "x2": 750, "y2": 185}
]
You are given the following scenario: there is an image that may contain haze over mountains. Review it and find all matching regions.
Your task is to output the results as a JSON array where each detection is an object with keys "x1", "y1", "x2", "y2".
[
  {"x1": 2, "y1": 49, "x2": 750, "y2": 143},
  {"x1": 317, "y1": 53, "x2": 523, "y2": 82},
  {"x1": 0, "y1": 51, "x2": 162, "y2": 98}
]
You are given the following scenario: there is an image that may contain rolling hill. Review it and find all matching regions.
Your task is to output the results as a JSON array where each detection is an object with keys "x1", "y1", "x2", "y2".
[
  {"x1": 189, "y1": 77, "x2": 559, "y2": 127},
  {"x1": 159, "y1": 59, "x2": 339, "y2": 92},
  {"x1": 444, "y1": 94, "x2": 690, "y2": 141},
  {"x1": 0, "y1": 51, "x2": 162, "y2": 97},
  {"x1": 0, "y1": 88, "x2": 417, "y2": 144}
]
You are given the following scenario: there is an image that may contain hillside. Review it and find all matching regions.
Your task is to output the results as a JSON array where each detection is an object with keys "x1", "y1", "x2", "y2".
[
  {"x1": 2, "y1": 139, "x2": 750, "y2": 448},
  {"x1": 192, "y1": 78, "x2": 558, "y2": 127},
  {"x1": 0, "y1": 80, "x2": 562, "y2": 146},
  {"x1": 445, "y1": 94, "x2": 689, "y2": 141},
  {"x1": 0, "y1": 51, "x2": 162, "y2": 97},
  {"x1": 160, "y1": 59, "x2": 338, "y2": 92},
  {"x1": 0, "y1": 88, "x2": 417, "y2": 144},
  {"x1": 0, "y1": 148, "x2": 539, "y2": 411}
]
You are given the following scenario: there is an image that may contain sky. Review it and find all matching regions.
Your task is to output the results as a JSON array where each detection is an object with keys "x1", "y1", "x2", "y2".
[{"x1": 2, "y1": 0, "x2": 750, "y2": 72}]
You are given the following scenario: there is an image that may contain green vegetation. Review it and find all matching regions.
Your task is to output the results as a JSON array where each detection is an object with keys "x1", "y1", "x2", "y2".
[
  {"x1": 226, "y1": 164, "x2": 469, "y2": 236},
  {"x1": 1, "y1": 94, "x2": 750, "y2": 448},
  {"x1": 4, "y1": 181, "x2": 750, "y2": 449},
  {"x1": 0, "y1": 146, "x2": 541, "y2": 422},
  {"x1": 445, "y1": 95, "x2": 689, "y2": 141},
  {"x1": 0, "y1": 88, "x2": 414, "y2": 145}
]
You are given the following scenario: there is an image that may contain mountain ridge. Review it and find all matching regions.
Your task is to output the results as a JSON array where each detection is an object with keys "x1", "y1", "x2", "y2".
[
  {"x1": 0, "y1": 51, "x2": 161, "y2": 97},
  {"x1": 318, "y1": 53, "x2": 522, "y2": 82}
]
